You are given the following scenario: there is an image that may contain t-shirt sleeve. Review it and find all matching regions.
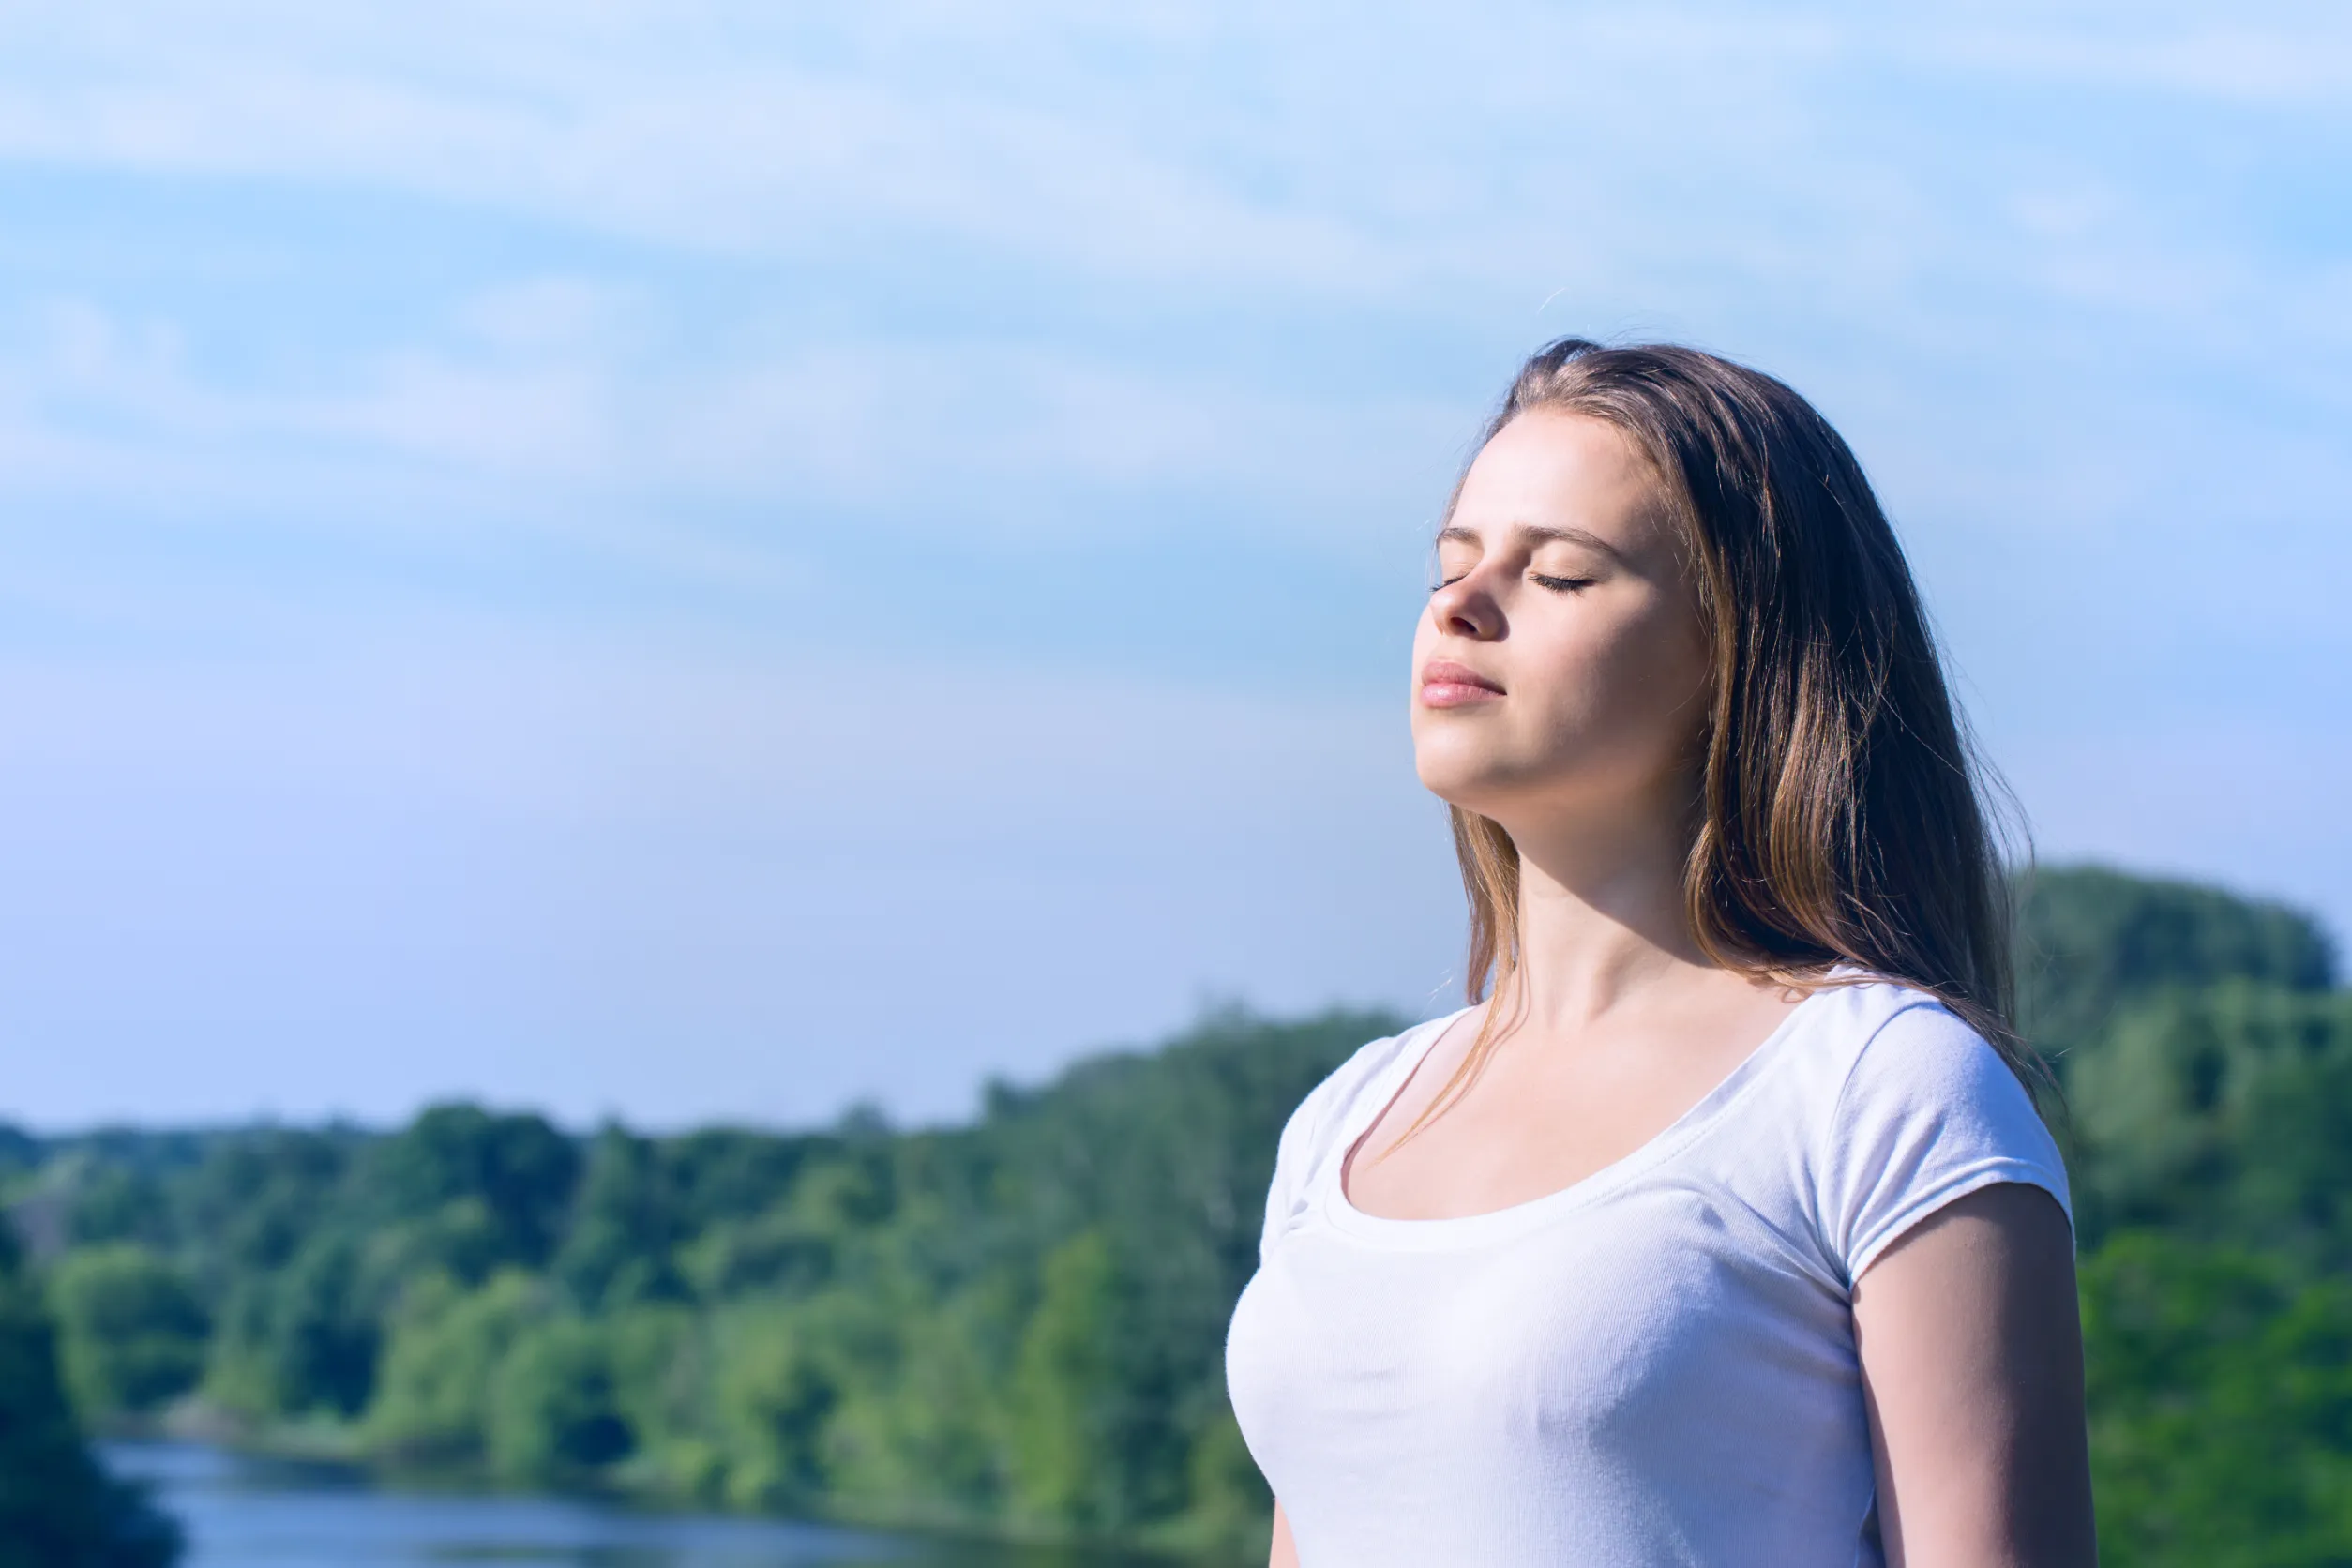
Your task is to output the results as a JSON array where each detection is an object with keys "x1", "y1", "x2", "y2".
[
  {"x1": 1259, "y1": 1078, "x2": 1334, "y2": 1266},
  {"x1": 1818, "y1": 1000, "x2": 2073, "y2": 1286}
]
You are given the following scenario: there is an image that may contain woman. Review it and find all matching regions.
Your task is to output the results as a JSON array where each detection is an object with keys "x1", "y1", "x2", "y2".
[{"x1": 1225, "y1": 339, "x2": 2095, "y2": 1567}]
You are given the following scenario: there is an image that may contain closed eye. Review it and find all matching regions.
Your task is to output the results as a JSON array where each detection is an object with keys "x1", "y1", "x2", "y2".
[{"x1": 1530, "y1": 574, "x2": 1595, "y2": 592}]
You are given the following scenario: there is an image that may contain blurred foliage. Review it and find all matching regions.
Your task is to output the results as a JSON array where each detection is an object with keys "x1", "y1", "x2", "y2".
[
  {"x1": 2018, "y1": 865, "x2": 2347, "y2": 1566},
  {"x1": 49, "y1": 1246, "x2": 208, "y2": 1417},
  {"x1": 2082, "y1": 1233, "x2": 2352, "y2": 1565},
  {"x1": 0, "y1": 1231, "x2": 180, "y2": 1565},
  {"x1": 2018, "y1": 863, "x2": 2336, "y2": 1063},
  {"x1": 1, "y1": 1003, "x2": 1388, "y2": 1559},
  {"x1": 3, "y1": 863, "x2": 2347, "y2": 1563}
]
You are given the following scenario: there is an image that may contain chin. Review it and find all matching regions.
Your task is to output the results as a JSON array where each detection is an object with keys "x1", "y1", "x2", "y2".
[{"x1": 1412, "y1": 756, "x2": 1511, "y2": 817}]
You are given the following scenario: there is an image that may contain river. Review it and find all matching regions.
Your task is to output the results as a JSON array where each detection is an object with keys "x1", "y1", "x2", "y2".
[{"x1": 104, "y1": 1441, "x2": 1160, "y2": 1568}]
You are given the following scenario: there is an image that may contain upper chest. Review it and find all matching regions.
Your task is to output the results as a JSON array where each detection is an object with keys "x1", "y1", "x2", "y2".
[{"x1": 1344, "y1": 1012, "x2": 1787, "y2": 1222}]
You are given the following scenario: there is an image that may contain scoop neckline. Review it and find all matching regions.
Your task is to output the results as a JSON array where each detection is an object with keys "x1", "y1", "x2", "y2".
[{"x1": 1320, "y1": 984, "x2": 1835, "y2": 1250}]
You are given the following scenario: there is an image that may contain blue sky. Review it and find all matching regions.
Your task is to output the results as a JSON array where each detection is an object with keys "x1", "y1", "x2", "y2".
[{"x1": 3, "y1": 1, "x2": 2347, "y2": 1129}]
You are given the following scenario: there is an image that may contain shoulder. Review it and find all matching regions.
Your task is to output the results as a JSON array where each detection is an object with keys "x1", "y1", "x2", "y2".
[
  {"x1": 1772, "y1": 976, "x2": 2032, "y2": 1116},
  {"x1": 1255, "y1": 1010, "x2": 1464, "y2": 1258},
  {"x1": 1785, "y1": 977, "x2": 2071, "y2": 1284},
  {"x1": 1275, "y1": 1010, "x2": 1462, "y2": 1176}
]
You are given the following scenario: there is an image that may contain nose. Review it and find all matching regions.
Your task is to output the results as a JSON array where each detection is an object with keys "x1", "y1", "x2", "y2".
[{"x1": 1428, "y1": 570, "x2": 1503, "y2": 641}]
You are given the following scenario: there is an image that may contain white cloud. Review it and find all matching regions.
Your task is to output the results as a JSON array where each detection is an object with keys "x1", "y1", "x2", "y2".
[
  {"x1": 0, "y1": 283, "x2": 1469, "y2": 564},
  {"x1": 0, "y1": 4, "x2": 1394, "y2": 290},
  {"x1": 0, "y1": 2, "x2": 2337, "y2": 299},
  {"x1": 1913, "y1": 8, "x2": 2352, "y2": 101},
  {"x1": 5, "y1": 0, "x2": 2344, "y2": 539}
]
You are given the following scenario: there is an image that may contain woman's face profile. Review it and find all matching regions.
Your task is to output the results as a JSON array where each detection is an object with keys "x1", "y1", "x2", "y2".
[{"x1": 1410, "y1": 409, "x2": 1711, "y2": 833}]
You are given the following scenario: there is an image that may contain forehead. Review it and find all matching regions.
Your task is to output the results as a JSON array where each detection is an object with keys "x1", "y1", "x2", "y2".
[{"x1": 1447, "y1": 409, "x2": 1668, "y2": 552}]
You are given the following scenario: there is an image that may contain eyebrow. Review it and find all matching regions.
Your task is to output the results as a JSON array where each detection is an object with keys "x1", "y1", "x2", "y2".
[{"x1": 1436, "y1": 522, "x2": 1629, "y2": 564}]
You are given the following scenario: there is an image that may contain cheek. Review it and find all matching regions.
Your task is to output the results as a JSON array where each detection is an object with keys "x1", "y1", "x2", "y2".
[
  {"x1": 1534, "y1": 606, "x2": 1710, "y2": 755},
  {"x1": 1616, "y1": 608, "x2": 1710, "y2": 711}
]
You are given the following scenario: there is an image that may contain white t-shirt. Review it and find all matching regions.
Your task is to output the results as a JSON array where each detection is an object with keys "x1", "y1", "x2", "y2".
[{"x1": 1224, "y1": 979, "x2": 2071, "y2": 1568}]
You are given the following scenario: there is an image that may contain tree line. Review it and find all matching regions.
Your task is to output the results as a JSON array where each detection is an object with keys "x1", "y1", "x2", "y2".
[{"x1": 4, "y1": 863, "x2": 2347, "y2": 1565}]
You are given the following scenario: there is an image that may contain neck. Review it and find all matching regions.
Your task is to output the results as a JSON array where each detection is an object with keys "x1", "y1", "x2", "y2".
[{"x1": 1494, "y1": 791, "x2": 1712, "y2": 1033}]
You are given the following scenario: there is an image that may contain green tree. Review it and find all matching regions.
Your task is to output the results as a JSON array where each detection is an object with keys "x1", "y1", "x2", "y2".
[
  {"x1": 662, "y1": 1128, "x2": 824, "y2": 1235},
  {"x1": 1181, "y1": 1404, "x2": 1274, "y2": 1562},
  {"x1": 0, "y1": 1233, "x2": 180, "y2": 1566},
  {"x1": 0, "y1": 1123, "x2": 43, "y2": 1184},
  {"x1": 363, "y1": 1270, "x2": 546, "y2": 1469},
  {"x1": 1007, "y1": 1229, "x2": 1129, "y2": 1529},
  {"x1": 676, "y1": 1206, "x2": 836, "y2": 1303},
  {"x1": 2018, "y1": 864, "x2": 2336, "y2": 1063},
  {"x1": 2067, "y1": 983, "x2": 2352, "y2": 1257},
  {"x1": 2083, "y1": 1231, "x2": 2352, "y2": 1566},
  {"x1": 487, "y1": 1317, "x2": 634, "y2": 1484},
  {"x1": 362, "y1": 1105, "x2": 580, "y2": 1275},
  {"x1": 603, "y1": 1303, "x2": 721, "y2": 1500},
  {"x1": 673, "y1": 1154, "x2": 882, "y2": 1304},
  {"x1": 48, "y1": 1245, "x2": 207, "y2": 1421},
  {"x1": 175, "y1": 1128, "x2": 354, "y2": 1285},
  {"x1": 65, "y1": 1167, "x2": 173, "y2": 1250},
  {"x1": 264, "y1": 1232, "x2": 379, "y2": 1416},
  {"x1": 713, "y1": 1304, "x2": 841, "y2": 1511},
  {"x1": 553, "y1": 1127, "x2": 686, "y2": 1309}
]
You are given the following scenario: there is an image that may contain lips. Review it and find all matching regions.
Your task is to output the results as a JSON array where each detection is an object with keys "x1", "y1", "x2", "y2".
[{"x1": 1418, "y1": 658, "x2": 1504, "y2": 707}]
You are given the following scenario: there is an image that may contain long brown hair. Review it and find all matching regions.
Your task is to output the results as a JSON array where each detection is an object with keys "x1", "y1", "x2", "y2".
[{"x1": 1433, "y1": 338, "x2": 2029, "y2": 1116}]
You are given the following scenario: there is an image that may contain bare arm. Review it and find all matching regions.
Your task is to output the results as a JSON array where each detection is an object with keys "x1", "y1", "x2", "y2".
[
  {"x1": 1852, "y1": 1182, "x2": 2096, "y2": 1568},
  {"x1": 1269, "y1": 1500, "x2": 1299, "y2": 1568}
]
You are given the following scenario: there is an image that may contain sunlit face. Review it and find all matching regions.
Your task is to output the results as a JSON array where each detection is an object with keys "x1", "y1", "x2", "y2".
[{"x1": 1410, "y1": 410, "x2": 1711, "y2": 833}]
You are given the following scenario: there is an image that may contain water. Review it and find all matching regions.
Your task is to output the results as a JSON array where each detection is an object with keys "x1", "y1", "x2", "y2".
[{"x1": 105, "y1": 1442, "x2": 1153, "y2": 1568}]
